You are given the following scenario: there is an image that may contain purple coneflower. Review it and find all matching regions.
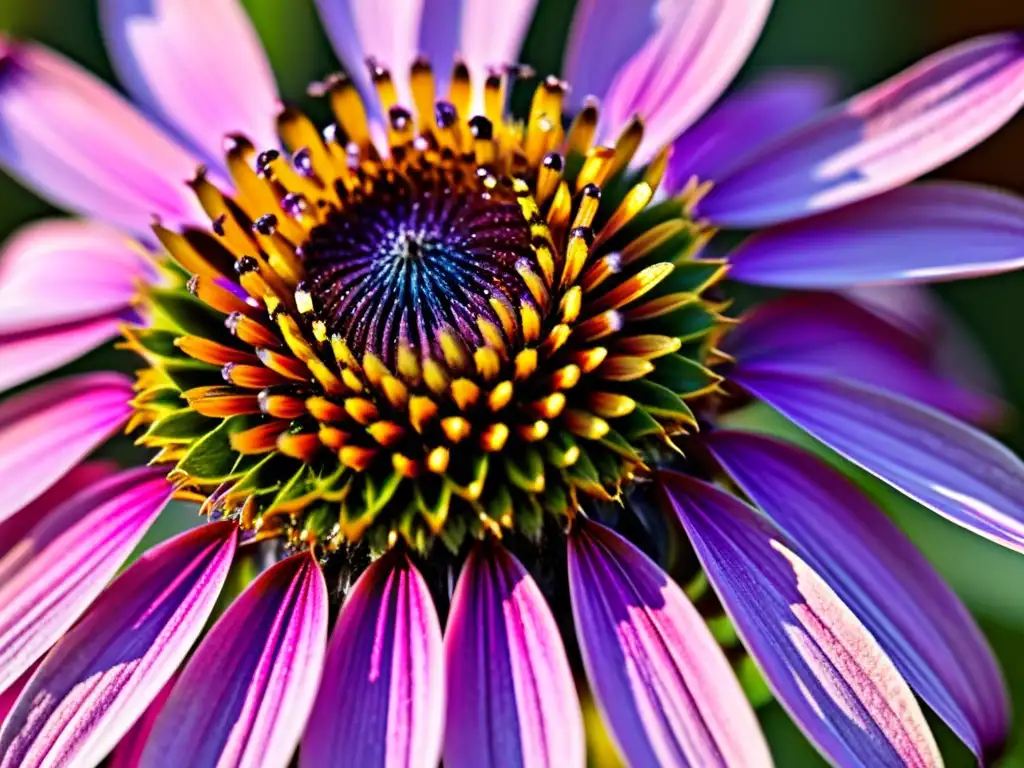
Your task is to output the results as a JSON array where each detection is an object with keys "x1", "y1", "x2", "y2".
[{"x1": 0, "y1": 0, "x2": 1022, "y2": 766}]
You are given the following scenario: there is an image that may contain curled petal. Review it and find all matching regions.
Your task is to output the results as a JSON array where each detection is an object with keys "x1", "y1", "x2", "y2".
[
  {"x1": 734, "y1": 368, "x2": 1024, "y2": 553},
  {"x1": 568, "y1": 519, "x2": 772, "y2": 768},
  {"x1": 727, "y1": 182, "x2": 1024, "y2": 287},
  {"x1": 444, "y1": 544, "x2": 584, "y2": 768},
  {"x1": 141, "y1": 552, "x2": 328, "y2": 768},
  {"x1": 658, "y1": 472, "x2": 942, "y2": 767},
  {"x1": 303, "y1": 551, "x2": 443, "y2": 768},
  {"x1": 0, "y1": 523, "x2": 236, "y2": 768},
  {"x1": 101, "y1": 0, "x2": 280, "y2": 160},
  {"x1": 702, "y1": 33, "x2": 1024, "y2": 226},
  {"x1": 0, "y1": 374, "x2": 133, "y2": 525},
  {"x1": 0, "y1": 467, "x2": 172, "y2": 694},
  {"x1": 0, "y1": 39, "x2": 205, "y2": 233},
  {"x1": 601, "y1": 0, "x2": 773, "y2": 165},
  {"x1": 707, "y1": 430, "x2": 1009, "y2": 760}
]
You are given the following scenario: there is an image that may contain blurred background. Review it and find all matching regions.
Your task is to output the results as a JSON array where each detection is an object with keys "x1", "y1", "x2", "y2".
[{"x1": 0, "y1": 0, "x2": 1022, "y2": 764}]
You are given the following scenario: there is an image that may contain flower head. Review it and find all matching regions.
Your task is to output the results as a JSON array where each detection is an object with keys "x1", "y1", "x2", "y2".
[{"x1": 0, "y1": 1, "x2": 1023, "y2": 767}]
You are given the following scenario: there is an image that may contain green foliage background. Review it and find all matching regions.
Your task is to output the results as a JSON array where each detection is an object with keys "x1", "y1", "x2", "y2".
[{"x1": 0, "y1": 1, "x2": 1022, "y2": 764}]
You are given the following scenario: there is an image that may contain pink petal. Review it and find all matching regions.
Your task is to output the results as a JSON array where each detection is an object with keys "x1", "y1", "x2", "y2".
[
  {"x1": 601, "y1": 0, "x2": 773, "y2": 165},
  {"x1": 444, "y1": 544, "x2": 584, "y2": 768},
  {"x1": 0, "y1": 467, "x2": 172, "y2": 694},
  {"x1": 0, "y1": 219, "x2": 144, "y2": 332},
  {"x1": 658, "y1": 472, "x2": 943, "y2": 767},
  {"x1": 665, "y1": 71, "x2": 837, "y2": 191},
  {"x1": 0, "y1": 461, "x2": 118, "y2": 562},
  {"x1": 0, "y1": 316, "x2": 124, "y2": 393},
  {"x1": 0, "y1": 667, "x2": 34, "y2": 728},
  {"x1": 0, "y1": 523, "x2": 236, "y2": 768},
  {"x1": 101, "y1": 0, "x2": 280, "y2": 161},
  {"x1": 302, "y1": 551, "x2": 443, "y2": 768},
  {"x1": 568, "y1": 519, "x2": 772, "y2": 767},
  {"x1": 141, "y1": 552, "x2": 328, "y2": 768},
  {"x1": 702, "y1": 33, "x2": 1024, "y2": 227},
  {"x1": 0, "y1": 38, "x2": 206, "y2": 233},
  {"x1": 108, "y1": 676, "x2": 177, "y2": 768},
  {"x1": 0, "y1": 373, "x2": 134, "y2": 525},
  {"x1": 707, "y1": 430, "x2": 1010, "y2": 761},
  {"x1": 727, "y1": 182, "x2": 1024, "y2": 287},
  {"x1": 457, "y1": 0, "x2": 537, "y2": 82}
]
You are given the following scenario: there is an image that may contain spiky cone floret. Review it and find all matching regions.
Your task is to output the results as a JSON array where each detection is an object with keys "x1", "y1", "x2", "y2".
[{"x1": 125, "y1": 59, "x2": 730, "y2": 558}]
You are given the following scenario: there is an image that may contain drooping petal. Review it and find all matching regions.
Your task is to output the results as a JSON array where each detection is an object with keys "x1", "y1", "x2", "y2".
[
  {"x1": 0, "y1": 373, "x2": 134, "y2": 525},
  {"x1": 0, "y1": 467, "x2": 172, "y2": 694},
  {"x1": 707, "y1": 430, "x2": 1009, "y2": 761},
  {"x1": 0, "y1": 461, "x2": 118, "y2": 562},
  {"x1": 141, "y1": 551, "x2": 328, "y2": 768},
  {"x1": 701, "y1": 33, "x2": 1024, "y2": 227},
  {"x1": 107, "y1": 677, "x2": 177, "y2": 768},
  {"x1": 302, "y1": 551, "x2": 443, "y2": 768},
  {"x1": 0, "y1": 219, "x2": 145, "y2": 332},
  {"x1": 444, "y1": 544, "x2": 584, "y2": 768},
  {"x1": 0, "y1": 523, "x2": 236, "y2": 768},
  {"x1": 567, "y1": 519, "x2": 772, "y2": 768},
  {"x1": 600, "y1": 0, "x2": 774, "y2": 165},
  {"x1": 727, "y1": 182, "x2": 1024, "y2": 287},
  {"x1": 658, "y1": 472, "x2": 942, "y2": 767},
  {"x1": 726, "y1": 292, "x2": 999, "y2": 424},
  {"x1": 733, "y1": 367, "x2": 1024, "y2": 553},
  {"x1": 101, "y1": 0, "x2": 280, "y2": 161},
  {"x1": 665, "y1": 71, "x2": 837, "y2": 191},
  {"x1": 0, "y1": 39, "x2": 206, "y2": 233}
]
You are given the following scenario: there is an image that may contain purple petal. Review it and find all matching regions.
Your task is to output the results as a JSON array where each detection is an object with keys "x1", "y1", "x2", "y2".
[
  {"x1": 728, "y1": 182, "x2": 1024, "y2": 287},
  {"x1": 108, "y1": 676, "x2": 177, "y2": 768},
  {"x1": 0, "y1": 461, "x2": 118, "y2": 562},
  {"x1": 0, "y1": 467, "x2": 172, "y2": 694},
  {"x1": 141, "y1": 551, "x2": 328, "y2": 768},
  {"x1": 101, "y1": 0, "x2": 280, "y2": 161},
  {"x1": 701, "y1": 33, "x2": 1024, "y2": 227},
  {"x1": 658, "y1": 472, "x2": 942, "y2": 767},
  {"x1": 733, "y1": 368, "x2": 1024, "y2": 553},
  {"x1": 707, "y1": 430, "x2": 1009, "y2": 760},
  {"x1": 457, "y1": 0, "x2": 537, "y2": 83},
  {"x1": 444, "y1": 544, "x2": 584, "y2": 768},
  {"x1": 0, "y1": 219, "x2": 145, "y2": 333},
  {"x1": 600, "y1": 0, "x2": 773, "y2": 165},
  {"x1": 0, "y1": 39, "x2": 206, "y2": 234},
  {"x1": 0, "y1": 373, "x2": 134, "y2": 525},
  {"x1": 302, "y1": 551, "x2": 443, "y2": 768},
  {"x1": 666, "y1": 71, "x2": 837, "y2": 191},
  {"x1": 727, "y1": 292, "x2": 999, "y2": 424},
  {"x1": 0, "y1": 667, "x2": 33, "y2": 728},
  {"x1": 567, "y1": 519, "x2": 772, "y2": 767},
  {"x1": 0, "y1": 522, "x2": 236, "y2": 768}
]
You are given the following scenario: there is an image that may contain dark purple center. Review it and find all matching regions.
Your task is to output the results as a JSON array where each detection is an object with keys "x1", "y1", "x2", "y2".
[{"x1": 301, "y1": 178, "x2": 536, "y2": 365}]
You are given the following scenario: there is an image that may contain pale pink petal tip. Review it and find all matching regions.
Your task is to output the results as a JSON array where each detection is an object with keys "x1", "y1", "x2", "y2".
[
  {"x1": 141, "y1": 551, "x2": 328, "y2": 768},
  {"x1": 0, "y1": 522, "x2": 236, "y2": 768},
  {"x1": 568, "y1": 519, "x2": 772, "y2": 768},
  {"x1": 302, "y1": 551, "x2": 443, "y2": 768},
  {"x1": 444, "y1": 543, "x2": 584, "y2": 768}
]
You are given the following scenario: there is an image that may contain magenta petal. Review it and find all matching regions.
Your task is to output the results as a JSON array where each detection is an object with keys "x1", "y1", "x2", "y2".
[
  {"x1": 727, "y1": 182, "x2": 1024, "y2": 287},
  {"x1": 302, "y1": 551, "x2": 443, "y2": 768},
  {"x1": 658, "y1": 472, "x2": 942, "y2": 767},
  {"x1": 0, "y1": 39, "x2": 205, "y2": 233},
  {"x1": 108, "y1": 676, "x2": 177, "y2": 768},
  {"x1": 666, "y1": 71, "x2": 837, "y2": 192},
  {"x1": 702, "y1": 33, "x2": 1024, "y2": 227},
  {"x1": 727, "y1": 293, "x2": 998, "y2": 424},
  {"x1": 0, "y1": 467, "x2": 172, "y2": 694},
  {"x1": 141, "y1": 551, "x2": 328, "y2": 768},
  {"x1": 0, "y1": 219, "x2": 144, "y2": 333},
  {"x1": 567, "y1": 520, "x2": 772, "y2": 768},
  {"x1": 0, "y1": 666, "x2": 34, "y2": 728},
  {"x1": 101, "y1": 0, "x2": 280, "y2": 161},
  {"x1": 0, "y1": 374, "x2": 134, "y2": 525},
  {"x1": 733, "y1": 368, "x2": 1024, "y2": 553},
  {"x1": 444, "y1": 544, "x2": 583, "y2": 768},
  {"x1": 600, "y1": 0, "x2": 773, "y2": 165},
  {"x1": 707, "y1": 431, "x2": 1009, "y2": 760},
  {"x1": 0, "y1": 522, "x2": 236, "y2": 768}
]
